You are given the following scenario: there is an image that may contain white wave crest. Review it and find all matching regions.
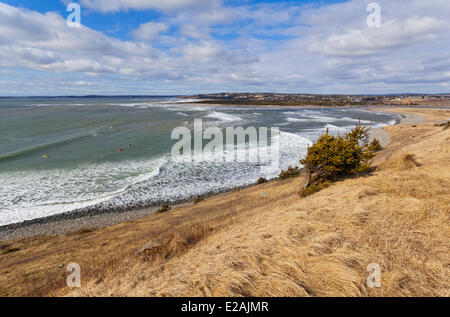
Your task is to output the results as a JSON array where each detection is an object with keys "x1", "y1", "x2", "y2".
[{"x1": 204, "y1": 111, "x2": 243, "y2": 122}]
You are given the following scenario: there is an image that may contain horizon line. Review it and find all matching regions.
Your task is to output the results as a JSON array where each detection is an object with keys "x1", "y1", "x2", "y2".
[{"x1": 1, "y1": 92, "x2": 450, "y2": 98}]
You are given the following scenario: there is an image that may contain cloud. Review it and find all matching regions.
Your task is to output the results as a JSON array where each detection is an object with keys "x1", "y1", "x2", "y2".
[
  {"x1": 74, "y1": 80, "x2": 93, "y2": 86},
  {"x1": 1, "y1": 0, "x2": 450, "y2": 95},
  {"x1": 181, "y1": 41, "x2": 257, "y2": 65},
  {"x1": 132, "y1": 22, "x2": 169, "y2": 40},
  {"x1": 0, "y1": 2, "x2": 257, "y2": 80},
  {"x1": 79, "y1": 0, "x2": 221, "y2": 13},
  {"x1": 250, "y1": 0, "x2": 450, "y2": 93},
  {"x1": 0, "y1": 3, "x2": 163, "y2": 73},
  {"x1": 309, "y1": 16, "x2": 447, "y2": 57}
]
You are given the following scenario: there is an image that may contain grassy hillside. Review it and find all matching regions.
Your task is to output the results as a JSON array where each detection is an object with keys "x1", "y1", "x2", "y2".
[{"x1": 1, "y1": 108, "x2": 449, "y2": 297}]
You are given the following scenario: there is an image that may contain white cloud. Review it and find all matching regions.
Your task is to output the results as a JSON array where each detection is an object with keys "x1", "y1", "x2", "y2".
[
  {"x1": 309, "y1": 16, "x2": 447, "y2": 57},
  {"x1": 132, "y1": 22, "x2": 169, "y2": 40},
  {"x1": 0, "y1": 3, "x2": 164, "y2": 73},
  {"x1": 74, "y1": 80, "x2": 93, "y2": 86},
  {"x1": 1, "y1": 0, "x2": 450, "y2": 95},
  {"x1": 181, "y1": 41, "x2": 257, "y2": 65},
  {"x1": 0, "y1": 2, "x2": 256, "y2": 81},
  {"x1": 250, "y1": 0, "x2": 450, "y2": 93},
  {"x1": 80, "y1": 0, "x2": 221, "y2": 13}
]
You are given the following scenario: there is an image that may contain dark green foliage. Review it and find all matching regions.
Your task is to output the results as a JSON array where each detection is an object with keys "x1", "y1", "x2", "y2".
[
  {"x1": 367, "y1": 139, "x2": 383, "y2": 152},
  {"x1": 78, "y1": 229, "x2": 93, "y2": 235},
  {"x1": 1, "y1": 247, "x2": 20, "y2": 255},
  {"x1": 299, "y1": 124, "x2": 380, "y2": 196},
  {"x1": 257, "y1": 177, "x2": 268, "y2": 184},
  {"x1": 301, "y1": 124, "x2": 376, "y2": 181},
  {"x1": 278, "y1": 166, "x2": 302, "y2": 179},
  {"x1": 194, "y1": 196, "x2": 204, "y2": 204},
  {"x1": 299, "y1": 182, "x2": 330, "y2": 197}
]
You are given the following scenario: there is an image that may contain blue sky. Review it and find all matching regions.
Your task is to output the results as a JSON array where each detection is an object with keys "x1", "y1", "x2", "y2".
[
  {"x1": 0, "y1": 0, "x2": 449, "y2": 96},
  {"x1": 3, "y1": 0, "x2": 346, "y2": 44}
]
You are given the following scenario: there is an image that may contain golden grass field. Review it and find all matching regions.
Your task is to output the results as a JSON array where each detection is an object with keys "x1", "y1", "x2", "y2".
[{"x1": 0, "y1": 107, "x2": 449, "y2": 297}]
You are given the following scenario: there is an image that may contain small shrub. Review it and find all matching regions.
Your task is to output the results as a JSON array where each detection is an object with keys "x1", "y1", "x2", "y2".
[
  {"x1": 299, "y1": 182, "x2": 330, "y2": 197},
  {"x1": 278, "y1": 166, "x2": 302, "y2": 179},
  {"x1": 78, "y1": 229, "x2": 93, "y2": 235},
  {"x1": 401, "y1": 154, "x2": 420, "y2": 170},
  {"x1": 257, "y1": 177, "x2": 268, "y2": 184},
  {"x1": 299, "y1": 123, "x2": 380, "y2": 196},
  {"x1": 193, "y1": 196, "x2": 204, "y2": 204},
  {"x1": 1, "y1": 247, "x2": 20, "y2": 255},
  {"x1": 301, "y1": 124, "x2": 377, "y2": 182},
  {"x1": 157, "y1": 203, "x2": 171, "y2": 213}
]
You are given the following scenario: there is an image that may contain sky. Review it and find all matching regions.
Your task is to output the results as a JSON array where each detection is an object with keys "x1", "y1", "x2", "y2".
[{"x1": 0, "y1": 0, "x2": 449, "y2": 96}]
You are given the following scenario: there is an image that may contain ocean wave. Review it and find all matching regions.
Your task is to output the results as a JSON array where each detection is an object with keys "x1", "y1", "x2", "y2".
[
  {"x1": 204, "y1": 111, "x2": 243, "y2": 122},
  {"x1": 283, "y1": 110, "x2": 338, "y2": 123},
  {"x1": 0, "y1": 133, "x2": 92, "y2": 162},
  {"x1": 0, "y1": 157, "x2": 167, "y2": 226},
  {"x1": 25, "y1": 103, "x2": 85, "y2": 107},
  {"x1": 371, "y1": 119, "x2": 397, "y2": 129},
  {"x1": 0, "y1": 130, "x2": 313, "y2": 226},
  {"x1": 112, "y1": 103, "x2": 151, "y2": 108},
  {"x1": 167, "y1": 105, "x2": 209, "y2": 112},
  {"x1": 339, "y1": 117, "x2": 371, "y2": 124},
  {"x1": 175, "y1": 98, "x2": 199, "y2": 103},
  {"x1": 285, "y1": 117, "x2": 309, "y2": 122},
  {"x1": 324, "y1": 124, "x2": 352, "y2": 133},
  {"x1": 156, "y1": 98, "x2": 200, "y2": 104}
]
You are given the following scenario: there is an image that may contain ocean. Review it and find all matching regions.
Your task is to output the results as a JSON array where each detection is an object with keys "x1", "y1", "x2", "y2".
[{"x1": 0, "y1": 97, "x2": 400, "y2": 226}]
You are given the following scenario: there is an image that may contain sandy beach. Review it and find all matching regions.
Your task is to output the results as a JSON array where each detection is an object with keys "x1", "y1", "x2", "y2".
[
  {"x1": 0, "y1": 106, "x2": 449, "y2": 297},
  {"x1": 366, "y1": 108, "x2": 426, "y2": 147}
]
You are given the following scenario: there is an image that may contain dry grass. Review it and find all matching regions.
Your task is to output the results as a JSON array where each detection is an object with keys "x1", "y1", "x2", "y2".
[
  {"x1": 1, "y1": 108, "x2": 449, "y2": 297},
  {"x1": 400, "y1": 154, "x2": 420, "y2": 170}
]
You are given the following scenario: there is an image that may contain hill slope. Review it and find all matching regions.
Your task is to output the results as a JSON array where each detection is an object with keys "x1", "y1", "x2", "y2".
[
  {"x1": 1, "y1": 108, "x2": 449, "y2": 297},
  {"x1": 70, "y1": 108, "x2": 450, "y2": 297}
]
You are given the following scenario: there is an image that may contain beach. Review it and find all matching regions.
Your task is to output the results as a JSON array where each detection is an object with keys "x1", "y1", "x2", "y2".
[{"x1": 0, "y1": 106, "x2": 449, "y2": 297}]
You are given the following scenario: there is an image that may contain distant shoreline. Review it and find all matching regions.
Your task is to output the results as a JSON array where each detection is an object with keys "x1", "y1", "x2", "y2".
[{"x1": 177, "y1": 102, "x2": 450, "y2": 109}]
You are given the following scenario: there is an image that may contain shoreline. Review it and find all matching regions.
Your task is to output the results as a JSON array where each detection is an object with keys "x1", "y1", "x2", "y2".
[
  {"x1": 366, "y1": 110, "x2": 425, "y2": 147},
  {"x1": 0, "y1": 184, "x2": 255, "y2": 241},
  {"x1": 0, "y1": 108, "x2": 426, "y2": 241},
  {"x1": 177, "y1": 102, "x2": 450, "y2": 109}
]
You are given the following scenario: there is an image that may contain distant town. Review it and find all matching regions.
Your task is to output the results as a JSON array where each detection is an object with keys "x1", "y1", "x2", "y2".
[{"x1": 186, "y1": 93, "x2": 450, "y2": 107}]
